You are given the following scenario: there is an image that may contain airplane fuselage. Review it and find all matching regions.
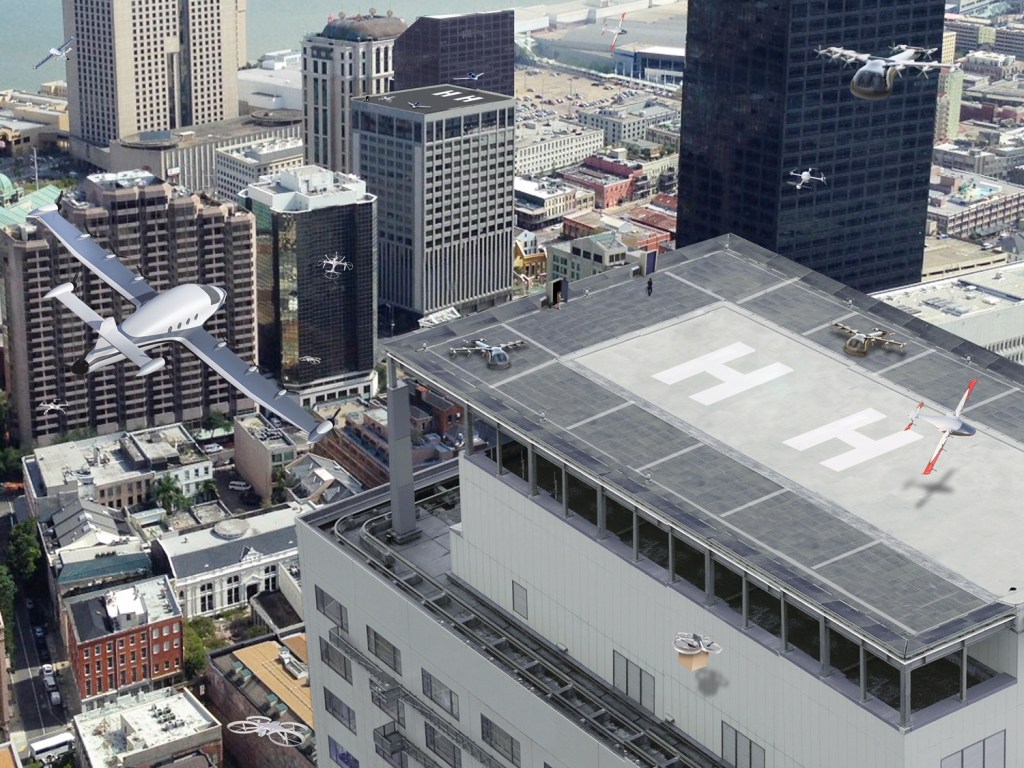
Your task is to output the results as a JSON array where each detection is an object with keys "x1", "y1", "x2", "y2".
[
  {"x1": 75, "y1": 283, "x2": 226, "y2": 374},
  {"x1": 922, "y1": 414, "x2": 976, "y2": 437},
  {"x1": 850, "y1": 50, "x2": 918, "y2": 100}
]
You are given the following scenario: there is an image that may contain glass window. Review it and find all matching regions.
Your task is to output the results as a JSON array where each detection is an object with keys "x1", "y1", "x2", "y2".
[
  {"x1": 316, "y1": 585, "x2": 349, "y2": 631},
  {"x1": 512, "y1": 581, "x2": 528, "y2": 619},
  {"x1": 366, "y1": 626, "x2": 401, "y2": 674},
  {"x1": 422, "y1": 668, "x2": 459, "y2": 719},
  {"x1": 425, "y1": 723, "x2": 461, "y2": 768},
  {"x1": 320, "y1": 636, "x2": 353, "y2": 682},
  {"x1": 481, "y1": 715, "x2": 520, "y2": 767},
  {"x1": 325, "y1": 688, "x2": 357, "y2": 733},
  {"x1": 612, "y1": 650, "x2": 654, "y2": 712},
  {"x1": 941, "y1": 731, "x2": 1005, "y2": 768},
  {"x1": 722, "y1": 722, "x2": 765, "y2": 768}
]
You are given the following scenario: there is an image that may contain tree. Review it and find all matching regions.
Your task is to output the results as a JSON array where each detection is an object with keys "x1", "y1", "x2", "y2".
[
  {"x1": 197, "y1": 478, "x2": 219, "y2": 502},
  {"x1": 183, "y1": 622, "x2": 209, "y2": 680},
  {"x1": 202, "y1": 410, "x2": 233, "y2": 433},
  {"x1": 153, "y1": 475, "x2": 184, "y2": 513},
  {"x1": 0, "y1": 565, "x2": 15, "y2": 655},
  {"x1": 8, "y1": 521, "x2": 41, "y2": 588}
]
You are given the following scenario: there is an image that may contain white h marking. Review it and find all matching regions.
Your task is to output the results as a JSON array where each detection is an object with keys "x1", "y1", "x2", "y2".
[
  {"x1": 652, "y1": 342, "x2": 792, "y2": 405},
  {"x1": 784, "y1": 409, "x2": 922, "y2": 471}
]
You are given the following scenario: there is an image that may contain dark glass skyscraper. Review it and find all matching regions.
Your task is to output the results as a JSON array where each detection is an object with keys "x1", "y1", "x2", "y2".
[
  {"x1": 242, "y1": 166, "x2": 378, "y2": 405},
  {"x1": 677, "y1": 0, "x2": 945, "y2": 292},
  {"x1": 393, "y1": 11, "x2": 515, "y2": 97}
]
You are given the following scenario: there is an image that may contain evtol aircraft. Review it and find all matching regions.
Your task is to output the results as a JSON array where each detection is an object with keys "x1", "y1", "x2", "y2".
[
  {"x1": 816, "y1": 45, "x2": 953, "y2": 100},
  {"x1": 448, "y1": 338, "x2": 527, "y2": 369},
  {"x1": 30, "y1": 205, "x2": 334, "y2": 444},
  {"x1": 831, "y1": 322, "x2": 906, "y2": 357},
  {"x1": 904, "y1": 378, "x2": 978, "y2": 475},
  {"x1": 35, "y1": 37, "x2": 75, "y2": 70}
]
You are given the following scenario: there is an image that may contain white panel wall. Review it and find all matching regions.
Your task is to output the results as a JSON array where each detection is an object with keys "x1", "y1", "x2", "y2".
[
  {"x1": 452, "y1": 456, "x2": 1022, "y2": 768},
  {"x1": 297, "y1": 517, "x2": 643, "y2": 768}
]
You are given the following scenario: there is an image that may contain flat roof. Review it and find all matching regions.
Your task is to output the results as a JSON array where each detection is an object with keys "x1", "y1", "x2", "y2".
[
  {"x1": 0, "y1": 742, "x2": 20, "y2": 768},
  {"x1": 233, "y1": 637, "x2": 313, "y2": 727},
  {"x1": 875, "y1": 260, "x2": 1024, "y2": 325},
  {"x1": 384, "y1": 235, "x2": 1024, "y2": 660},
  {"x1": 928, "y1": 168, "x2": 1024, "y2": 218},
  {"x1": 66, "y1": 575, "x2": 180, "y2": 643},
  {"x1": 75, "y1": 688, "x2": 218, "y2": 766},
  {"x1": 355, "y1": 84, "x2": 512, "y2": 115}
]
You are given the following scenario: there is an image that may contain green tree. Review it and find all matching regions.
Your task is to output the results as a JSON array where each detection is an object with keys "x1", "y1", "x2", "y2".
[
  {"x1": 0, "y1": 565, "x2": 16, "y2": 655},
  {"x1": 153, "y1": 475, "x2": 184, "y2": 512},
  {"x1": 202, "y1": 410, "x2": 233, "y2": 432},
  {"x1": 8, "y1": 521, "x2": 41, "y2": 588},
  {"x1": 182, "y1": 622, "x2": 209, "y2": 680},
  {"x1": 197, "y1": 478, "x2": 219, "y2": 502}
]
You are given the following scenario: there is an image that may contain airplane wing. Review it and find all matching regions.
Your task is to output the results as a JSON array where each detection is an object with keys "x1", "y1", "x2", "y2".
[
  {"x1": 954, "y1": 377, "x2": 979, "y2": 417},
  {"x1": 60, "y1": 37, "x2": 75, "y2": 52},
  {"x1": 29, "y1": 205, "x2": 158, "y2": 309},
  {"x1": 817, "y1": 47, "x2": 872, "y2": 64},
  {"x1": 33, "y1": 52, "x2": 56, "y2": 70},
  {"x1": 879, "y1": 338, "x2": 906, "y2": 349},
  {"x1": 499, "y1": 340, "x2": 527, "y2": 351},
  {"x1": 832, "y1": 322, "x2": 857, "y2": 335},
  {"x1": 892, "y1": 60, "x2": 946, "y2": 73},
  {"x1": 922, "y1": 431, "x2": 950, "y2": 475},
  {"x1": 177, "y1": 327, "x2": 334, "y2": 443}
]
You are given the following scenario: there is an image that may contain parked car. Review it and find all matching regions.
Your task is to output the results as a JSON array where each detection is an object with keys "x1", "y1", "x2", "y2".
[
  {"x1": 42, "y1": 672, "x2": 58, "y2": 692},
  {"x1": 40, "y1": 663, "x2": 54, "y2": 676},
  {"x1": 228, "y1": 480, "x2": 252, "y2": 492},
  {"x1": 33, "y1": 626, "x2": 45, "y2": 639},
  {"x1": 49, "y1": 690, "x2": 62, "y2": 707},
  {"x1": 202, "y1": 443, "x2": 224, "y2": 454},
  {"x1": 38, "y1": 646, "x2": 51, "y2": 664}
]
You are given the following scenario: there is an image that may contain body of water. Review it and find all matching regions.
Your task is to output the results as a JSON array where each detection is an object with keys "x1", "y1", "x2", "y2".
[{"x1": 0, "y1": 0, "x2": 523, "y2": 94}]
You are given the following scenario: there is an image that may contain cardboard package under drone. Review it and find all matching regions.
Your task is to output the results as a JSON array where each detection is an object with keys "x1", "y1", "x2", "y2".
[{"x1": 677, "y1": 651, "x2": 710, "y2": 671}]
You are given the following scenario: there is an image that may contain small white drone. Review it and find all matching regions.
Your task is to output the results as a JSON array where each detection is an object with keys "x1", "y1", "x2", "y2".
[
  {"x1": 38, "y1": 399, "x2": 69, "y2": 414},
  {"x1": 319, "y1": 254, "x2": 353, "y2": 279},
  {"x1": 672, "y1": 632, "x2": 723, "y2": 656},
  {"x1": 789, "y1": 168, "x2": 827, "y2": 190},
  {"x1": 227, "y1": 716, "x2": 311, "y2": 748},
  {"x1": 298, "y1": 355, "x2": 321, "y2": 364}
]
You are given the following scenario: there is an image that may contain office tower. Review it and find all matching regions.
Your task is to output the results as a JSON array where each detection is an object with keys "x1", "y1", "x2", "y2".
[
  {"x1": 393, "y1": 10, "x2": 515, "y2": 97},
  {"x1": 62, "y1": 0, "x2": 247, "y2": 157},
  {"x1": 241, "y1": 166, "x2": 378, "y2": 406},
  {"x1": 936, "y1": 31, "x2": 964, "y2": 145},
  {"x1": 677, "y1": 0, "x2": 945, "y2": 292},
  {"x1": 302, "y1": 13, "x2": 408, "y2": 173},
  {"x1": 352, "y1": 86, "x2": 515, "y2": 329},
  {"x1": 1, "y1": 169, "x2": 256, "y2": 448},
  {"x1": 300, "y1": 235, "x2": 1024, "y2": 768}
]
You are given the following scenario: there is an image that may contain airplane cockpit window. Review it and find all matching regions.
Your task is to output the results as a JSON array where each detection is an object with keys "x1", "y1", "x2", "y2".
[{"x1": 490, "y1": 350, "x2": 509, "y2": 366}]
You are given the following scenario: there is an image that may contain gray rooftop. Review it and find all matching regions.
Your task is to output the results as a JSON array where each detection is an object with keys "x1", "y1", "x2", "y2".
[
  {"x1": 155, "y1": 506, "x2": 300, "y2": 579},
  {"x1": 383, "y1": 235, "x2": 1024, "y2": 660},
  {"x1": 66, "y1": 575, "x2": 179, "y2": 644},
  {"x1": 356, "y1": 85, "x2": 512, "y2": 116}
]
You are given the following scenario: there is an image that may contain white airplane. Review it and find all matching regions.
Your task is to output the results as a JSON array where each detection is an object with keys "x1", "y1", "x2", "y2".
[
  {"x1": 602, "y1": 13, "x2": 627, "y2": 51},
  {"x1": 453, "y1": 71, "x2": 485, "y2": 81},
  {"x1": 832, "y1": 322, "x2": 905, "y2": 357},
  {"x1": 297, "y1": 355, "x2": 321, "y2": 364},
  {"x1": 319, "y1": 254, "x2": 353, "y2": 279},
  {"x1": 789, "y1": 168, "x2": 826, "y2": 190},
  {"x1": 38, "y1": 399, "x2": 69, "y2": 414},
  {"x1": 29, "y1": 205, "x2": 334, "y2": 444},
  {"x1": 448, "y1": 338, "x2": 526, "y2": 369},
  {"x1": 816, "y1": 44, "x2": 954, "y2": 100},
  {"x1": 34, "y1": 37, "x2": 75, "y2": 70},
  {"x1": 672, "y1": 632, "x2": 723, "y2": 656},
  {"x1": 407, "y1": 101, "x2": 430, "y2": 109},
  {"x1": 905, "y1": 378, "x2": 978, "y2": 475}
]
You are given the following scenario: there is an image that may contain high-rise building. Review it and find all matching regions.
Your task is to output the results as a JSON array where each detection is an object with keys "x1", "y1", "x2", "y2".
[
  {"x1": 351, "y1": 85, "x2": 515, "y2": 329},
  {"x1": 393, "y1": 10, "x2": 515, "y2": 97},
  {"x1": 1, "y1": 169, "x2": 256, "y2": 448},
  {"x1": 240, "y1": 166, "x2": 378, "y2": 405},
  {"x1": 302, "y1": 13, "x2": 408, "y2": 173},
  {"x1": 677, "y1": 0, "x2": 945, "y2": 292},
  {"x1": 299, "y1": 235, "x2": 1024, "y2": 768},
  {"x1": 62, "y1": 0, "x2": 247, "y2": 158}
]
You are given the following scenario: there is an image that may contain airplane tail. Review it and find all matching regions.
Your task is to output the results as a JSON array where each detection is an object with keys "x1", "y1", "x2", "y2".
[
  {"x1": 904, "y1": 401, "x2": 925, "y2": 431},
  {"x1": 46, "y1": 282, "x2": 165, "y2": 377}
]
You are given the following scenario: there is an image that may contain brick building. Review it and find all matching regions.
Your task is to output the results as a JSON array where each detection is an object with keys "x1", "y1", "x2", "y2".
[{"x1": 63, "y1": 575, "x2": 183, "y2": 709}]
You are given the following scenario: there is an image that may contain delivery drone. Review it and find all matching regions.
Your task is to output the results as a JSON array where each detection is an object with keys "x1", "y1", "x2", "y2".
[
  {"x1": 789, "y1": 168, "x2": 826, "y2": 190},
  {"x1": 35, "y1": 37, "x2": 75, "y2": 70},
  {"x1": 816, "y1": 44, "x2": 954, "y2": 100},
  {"x1": 38, "y1": 399, "x2": 69, "y2": 414},
  {"x1": 228, "y1": 717, "x2": 311, "y2": 748},
  {"x1": 832, "y1": 322, "x2": 906, "y2": 356},
  {"x1": 905, "y1": 378, "x2": 978, "y2": 475},
  {"x1": 319, "y1": 253, "x2": 353, "y2": 279},
  {"x1": 30, "y1": 206, "x2": 333, "y2": 444},
  {"x1": 449, "y1": 338, "x2": 527, "y2": 369},
  {"x1": 672, "y1": 632, "x2": 722, "y2": 656}
]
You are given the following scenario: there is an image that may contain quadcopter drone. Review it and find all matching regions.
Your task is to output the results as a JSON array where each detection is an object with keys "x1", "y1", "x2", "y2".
[
  {"x1": 448, "y1": 338, "x2": 527, "y2": 369},
  {"x1": 789, "y1": 168, "x2": 826, "y2": 190},
  {"x1": 38, "y1": 399, "x2": 70, "y2": 414},
  {"x1": 227, "y1": 716, "x2": 311, "y2": 748},
  {"x1": 672, "y1": 632, "x2": 723, "y2": 656},
  {"x1": 832, "y1": 322, "x2": 906, "y2": 357},
  {"x1": 297, "y1": 356, "x2": 321, "y2": 364},
  {"x1": 905, "y1": 378, "x2": 978, "y2": 475}
]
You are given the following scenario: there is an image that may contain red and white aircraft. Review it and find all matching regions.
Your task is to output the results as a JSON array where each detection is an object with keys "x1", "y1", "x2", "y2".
[
  {"x1": 904, "y1": 378, "x2": 978, "y2": 475},
  {"x1": 602, "y1": 13, "x2": 627, "y2": 51}
]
